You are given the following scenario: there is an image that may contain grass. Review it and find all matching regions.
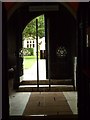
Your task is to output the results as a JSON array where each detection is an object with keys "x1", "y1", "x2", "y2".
[{"x1": 23, "y1": 56, "x2": 36, "y2": 69}]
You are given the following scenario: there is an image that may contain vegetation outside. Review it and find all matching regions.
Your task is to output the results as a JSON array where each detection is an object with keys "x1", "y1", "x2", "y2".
[
  {"x1": 23, "y1": 56, "x2": 36, "y2": 69},
  {"x1": 22, "y1": 15, "x2": 45, "y2": 70},
  {"x1": 23, "y1": 55, "x2": 40, "y2": 69},
  {"x1": 22, "y1": 15, "x2": 45, "y2": 40}
]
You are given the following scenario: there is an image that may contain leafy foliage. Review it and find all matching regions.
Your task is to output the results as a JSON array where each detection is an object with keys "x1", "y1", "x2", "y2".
[
  {"x1": 23, "y1": 48, "x2": 34, "y2": 56},
  {"x1": 22, "y1": 15, "x2": 45, "y2": 40}
]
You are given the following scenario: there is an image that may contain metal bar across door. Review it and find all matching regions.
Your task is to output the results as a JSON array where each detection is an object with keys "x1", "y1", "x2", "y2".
[{"x1": 36, "y1": 19, "x2": 39, "y2": 88}]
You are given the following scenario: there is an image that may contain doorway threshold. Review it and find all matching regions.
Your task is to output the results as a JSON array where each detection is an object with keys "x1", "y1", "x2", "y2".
[
  {"x1": 9, "y1": 114, "x2": 78, "y2": 120},
  {"x1": 20, "y1": 79, "x2": 73, "y2": 85},
  {"x1": 18, "y1": 85, "x2": 74, "y2": 92}
]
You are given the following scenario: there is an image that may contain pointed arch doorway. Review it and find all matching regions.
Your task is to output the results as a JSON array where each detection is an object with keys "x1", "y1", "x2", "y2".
[
  {"x1": 19, "y1": 14, "x2": 50, "y2": 90},
  {"x1": 13, "y1": 3, "x2": 77, "y2": 91}
]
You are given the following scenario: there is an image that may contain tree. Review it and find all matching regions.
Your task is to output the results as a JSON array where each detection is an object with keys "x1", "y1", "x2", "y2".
[{"x1": 22, "y1": 15, "x2": 45, "y2": 40}]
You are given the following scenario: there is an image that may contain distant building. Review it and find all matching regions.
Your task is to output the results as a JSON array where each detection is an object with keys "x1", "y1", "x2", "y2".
[{"x1": 23, "y1": 37, "x2": 45, "y2": 56}]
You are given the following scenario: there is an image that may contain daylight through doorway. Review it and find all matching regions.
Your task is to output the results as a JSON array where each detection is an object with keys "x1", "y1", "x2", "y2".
[{"x1": 20, "y1": 14, "x2": 46, "y2": 82}]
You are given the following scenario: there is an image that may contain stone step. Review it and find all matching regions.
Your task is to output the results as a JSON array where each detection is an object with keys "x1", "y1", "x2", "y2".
[
  {"x1": 18, "y1": 85, "x2": 74, "y2": 92},
  {"x1": 9, "y1": 115, "x2": 78, "y2": 120},
  {"x1": 20, "y1": 79, "x2": 73, "y2": 85}
]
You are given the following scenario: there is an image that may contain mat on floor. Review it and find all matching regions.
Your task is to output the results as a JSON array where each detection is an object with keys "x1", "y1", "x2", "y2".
[{"x1": 23, "y1": 92, "x2": 73, "y2": 116}]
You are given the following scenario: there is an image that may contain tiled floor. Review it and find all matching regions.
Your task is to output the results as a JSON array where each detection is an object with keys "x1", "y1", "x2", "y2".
[
  {"x1": 9, "y1": 59, "x2": 77, "y2": 116},
  {"x1": 9, "y1": 92, "x2": 31, "y2": 115},
  {"x1": 9, "y1": 91, "x2": 77, "y2": 116},
  {"x1": 63, "y1": 92, "x2": 77, "y2": 114}
]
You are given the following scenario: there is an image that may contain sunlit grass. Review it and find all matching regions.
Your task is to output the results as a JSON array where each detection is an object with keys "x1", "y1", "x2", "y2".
[
  {"x1": 23, "y1": 56, "x2": 36, "y2": 69},
  {"x1": 23, "y1": 55, "x2": 40, "y2": 69},
  {"x1": 24, "y1": 56, "x2": 36, "y2": 59}
]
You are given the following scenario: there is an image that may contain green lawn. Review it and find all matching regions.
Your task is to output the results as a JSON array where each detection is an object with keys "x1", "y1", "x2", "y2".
[{"x1": 23, "y1": 56, "x2": 36, "y2": 69}]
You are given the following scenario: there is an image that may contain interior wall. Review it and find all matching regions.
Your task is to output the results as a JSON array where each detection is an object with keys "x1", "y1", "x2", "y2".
[
  {"x1": 7, "y1": 21, "x2": 16, "y2": 70},
  {"x1": 7, "y1": 17, "x2": 17, "y2": 92}
]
